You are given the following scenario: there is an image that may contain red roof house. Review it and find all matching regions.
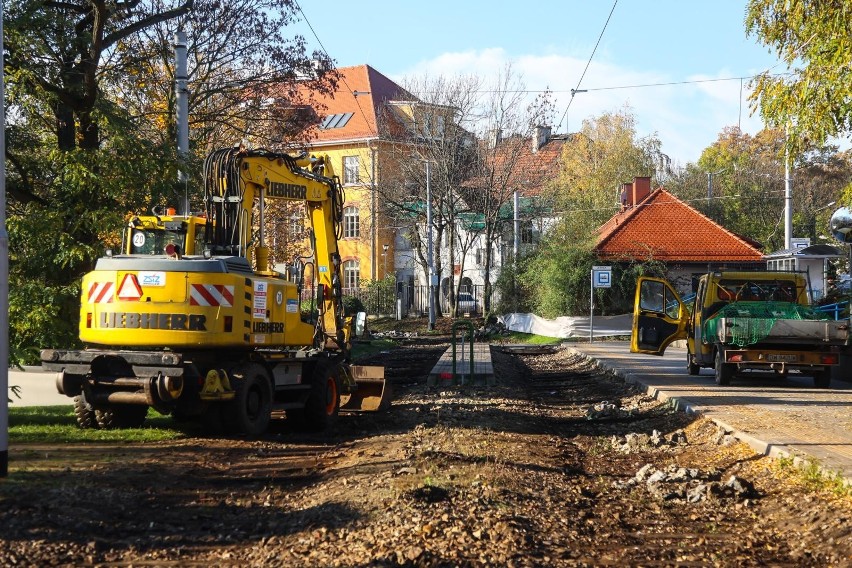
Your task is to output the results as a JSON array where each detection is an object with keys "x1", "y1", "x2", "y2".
[{"x1": 596, "y1": 177, "x2": 763, "y2": 270}]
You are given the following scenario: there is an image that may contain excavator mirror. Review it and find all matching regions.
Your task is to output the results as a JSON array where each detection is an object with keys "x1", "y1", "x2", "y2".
[{"x1": 354, "y1": 312, "x2": 366, "y2": 337}]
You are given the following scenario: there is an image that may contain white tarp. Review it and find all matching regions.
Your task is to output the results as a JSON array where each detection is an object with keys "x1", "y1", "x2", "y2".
[{"x1": 499, "y1": 312, "x2": 633, "y2": 339}]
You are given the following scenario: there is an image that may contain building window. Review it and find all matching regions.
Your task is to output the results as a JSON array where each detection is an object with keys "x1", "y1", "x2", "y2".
[
  {"x1": 475, "y1": 248, "x2": 486, "y2": 266},
  {"x1": 343, "y1": 156, "x2": 360, "y2": 185},
  {"x1": 343, "y1": 259, "x2": 360, "y2": 290},
  {"x1": 288, "y1": 214, "x2": 303, "y2": 239},
  {"x1": 520, "y1": 221, "x2": 534, "y2": 244},
  {"x1": 343, "y1": 206, "x2": 360, "y2": 238}
]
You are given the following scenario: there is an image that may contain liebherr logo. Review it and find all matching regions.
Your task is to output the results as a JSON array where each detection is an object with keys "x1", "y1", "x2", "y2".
[
  {"x1": 99, "y1": 312, "x2": 207, "y2": 331},
  {"x1": 268, "y1": 181, "x2": 307, "y2": 199}
]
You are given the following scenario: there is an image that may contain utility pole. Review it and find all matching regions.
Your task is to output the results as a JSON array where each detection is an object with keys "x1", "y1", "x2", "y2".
[
  {"x1": 426, "y1": 160, "x2": 435, "y2": 331},
  {"x1": 1, "y1": 2, "x2": 9, "y2": 477},
  {"x1": 784, "y1": 142, "x2": 793, "y2": 250},
  {"x1": 174, "y1": 32, "x2": 189, "y2": 215}
]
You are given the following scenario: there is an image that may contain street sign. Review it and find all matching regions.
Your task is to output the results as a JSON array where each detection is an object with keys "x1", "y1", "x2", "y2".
[{"x1": 592, "y1": 265, "x2": 612, "y2": 288}]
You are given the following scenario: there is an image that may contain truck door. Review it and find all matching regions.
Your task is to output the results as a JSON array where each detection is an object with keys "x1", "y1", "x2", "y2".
[{"x1": 631, "y1": 277, "x2": 687, "y2": 355}]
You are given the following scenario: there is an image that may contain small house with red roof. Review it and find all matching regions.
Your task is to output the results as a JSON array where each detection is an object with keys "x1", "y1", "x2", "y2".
[{"x1": 596, "y1": 177, "x2": 765, "y2": 294}]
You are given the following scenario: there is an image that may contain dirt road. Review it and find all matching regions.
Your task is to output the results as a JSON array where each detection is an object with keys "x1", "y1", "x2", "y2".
[{"x1": 2, "y1": 340, "x2": 851, "y2": 567}]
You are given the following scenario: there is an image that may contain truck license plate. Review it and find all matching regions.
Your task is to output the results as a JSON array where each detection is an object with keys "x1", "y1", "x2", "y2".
[{"x1": 767, "y1": 354, "x2": 798, "y2": 363}]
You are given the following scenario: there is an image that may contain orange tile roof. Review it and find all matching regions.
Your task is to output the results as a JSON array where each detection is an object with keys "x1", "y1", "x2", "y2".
[
  {"x1": 465, "y1": 133, "x2": 568, "y2": 197},
  {"x1": 595, "y1": 188, "x2": 764, "y2": 262},
  {"x1": 298, "y1": 64, "x2": 413, "y2": 143}
]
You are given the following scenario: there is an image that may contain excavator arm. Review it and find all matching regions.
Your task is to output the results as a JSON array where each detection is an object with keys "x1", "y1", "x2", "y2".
[{"x1": 202, "y1": 147, "x2": 347, "y2": 352}]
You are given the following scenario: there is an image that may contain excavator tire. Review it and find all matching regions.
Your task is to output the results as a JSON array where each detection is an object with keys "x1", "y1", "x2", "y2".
[
  {"x1": 73, "y1": 394, "x2": 98, "y2": 429},
  {"x1": 225, "y1": 363, "x2": 273, "y2": 437},
  {"x1": 295, "y1": 363, "x2": 341, "y2": 431},
  {"x1": 95, "y1": 405, "x2": 148, "y2": 429}
]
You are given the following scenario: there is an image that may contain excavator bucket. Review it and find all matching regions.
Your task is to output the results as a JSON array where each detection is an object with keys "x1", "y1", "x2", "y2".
[{"x1": 340, "y1": 365, "x2": 391, "y2": 412}]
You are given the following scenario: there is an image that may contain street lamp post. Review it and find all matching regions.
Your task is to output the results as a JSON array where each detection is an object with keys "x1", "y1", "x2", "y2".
[
  {"x1": 425, "y1": 160, "x2": 435, "y2": 331},
  {"x1": 382, "y1": 244, "x2": 389, "y2": 277}
]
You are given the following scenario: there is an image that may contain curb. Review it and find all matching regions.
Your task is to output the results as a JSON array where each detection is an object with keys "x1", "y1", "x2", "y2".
[{"x1": 567, "y1": 347, "x2": 852, "y2": 486}]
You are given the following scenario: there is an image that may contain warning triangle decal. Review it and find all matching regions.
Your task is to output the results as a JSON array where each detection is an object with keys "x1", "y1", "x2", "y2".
[{"x1": 117, "y1": 273, "x2": 143, "y2": 301}]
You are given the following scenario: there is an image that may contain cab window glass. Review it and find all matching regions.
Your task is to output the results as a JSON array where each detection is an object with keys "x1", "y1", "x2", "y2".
[
  {"x1": 130, "y1": 229, "x2": 184, "y2": 255},
  {"x1": 639, "y1": 281, "x2": 665, "y2": 312},
  {"x1": 664, "y1": 289, "x2": 680, "y2": 319}
]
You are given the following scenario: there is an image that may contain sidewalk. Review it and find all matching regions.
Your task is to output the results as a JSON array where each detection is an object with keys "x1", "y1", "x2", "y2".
[
  {"x1": 568, "y1": 340, "x2": 852, "y2": 483},
  {"x1": 7, "y1": 367, "x2": 70, "y2": 407}
]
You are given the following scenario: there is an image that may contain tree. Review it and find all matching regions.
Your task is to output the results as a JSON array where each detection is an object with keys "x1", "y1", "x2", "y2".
[
  {"x1": 5, "y1": 0, "x2": 193, "y2": 151},
  {"x1": 746, "y1": 0, "x2": 852, "y2": 153},
  {"x1": 550, "y1": 107, "x2": 667, "y2": 239},
  {"x1": 465, "y1": 66, "x2": 556, "y2": 314},
  {"x1": 670, "y1": 127, "x2": 851, "y2": 252}
]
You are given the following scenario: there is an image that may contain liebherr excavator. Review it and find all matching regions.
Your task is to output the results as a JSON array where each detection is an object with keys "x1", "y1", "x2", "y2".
[{"x1": 41, "y1": 147, "x2": 388, "y2": 436}]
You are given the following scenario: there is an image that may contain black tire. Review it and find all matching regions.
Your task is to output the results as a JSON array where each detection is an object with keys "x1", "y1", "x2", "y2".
[
  {"x1": 299, "y1": 363, "x2": 342, "y2": 431},
  {"x1": 812, "y1": 369, "x2": 831, "y2": 389},
  {"x1": 225, "y1": 363, "x2": 273, "y2": 437},
  {"x1": 95, "y1": 405, "x2": 148, "y2": 429},
  {"x1": 73, "y1": 394, "x2": 98, "y2": 429},
  {"x1": 687, "y1": 350, "x2": 700, "y2": 376},
  {"x1": 714, "y1": 350, "x2": 733, "y2": 386}
]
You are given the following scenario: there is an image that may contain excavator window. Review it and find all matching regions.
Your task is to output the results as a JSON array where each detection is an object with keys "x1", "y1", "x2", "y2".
[{"x1": 129, "y1": 228, "x2": 186, "y2": 255}]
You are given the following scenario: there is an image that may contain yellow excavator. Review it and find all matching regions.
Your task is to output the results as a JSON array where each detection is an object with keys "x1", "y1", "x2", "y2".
[{"x1": 41, "y1": 147, "x2": 388, "y2": 435}]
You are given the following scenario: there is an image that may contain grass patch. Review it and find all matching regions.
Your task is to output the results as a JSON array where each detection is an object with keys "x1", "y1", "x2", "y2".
[
  {"x1": 499, "y1": 331, "x2": 562, "y2": 345},
  {"x1": 776, "y1": 456, "x2": 852, "y2": 498},
  {"x1": 9, "y1": 406, "x2": 189, "y2": 443},
  {"x1": 351, "y1": 338, "x2": 398, "y2": 361}
]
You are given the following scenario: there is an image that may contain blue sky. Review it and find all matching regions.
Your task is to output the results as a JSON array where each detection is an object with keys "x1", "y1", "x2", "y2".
[{"x1": 294, "y1": 0, "x2": 781, "y2": 166}]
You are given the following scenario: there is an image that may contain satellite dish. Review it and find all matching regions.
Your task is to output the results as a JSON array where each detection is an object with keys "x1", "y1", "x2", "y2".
[{"x1": 829, "y1": 206, "x2": 852, "y2": 243}]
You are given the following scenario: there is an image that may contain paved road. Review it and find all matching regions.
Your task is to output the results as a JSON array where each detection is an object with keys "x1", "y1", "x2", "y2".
[
  {"x1": 7, "y1": 367, "x2": 70, "y2": 407},
  {"x1": 569, "y1": 340, "x2": 852, "y2": 484}
]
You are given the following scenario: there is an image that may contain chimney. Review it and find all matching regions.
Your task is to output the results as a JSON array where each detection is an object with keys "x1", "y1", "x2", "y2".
[
  {"x1": 532, "y1": 125, "x2": 551, "y2": 153},
  {"x1": 632, "y1": 176, "x2": 651, "y2": 205},
  {"x1": 488, "y1": 128, "x2": 502, "y2": 148},
  {"x1": 620, "y1": 182, "x2": 632, "y2": 209}
]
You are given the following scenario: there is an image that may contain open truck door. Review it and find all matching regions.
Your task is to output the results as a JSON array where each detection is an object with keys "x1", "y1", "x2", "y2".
[{"x1": 631, "y1": 277, "x2": 688, "y2": 355}]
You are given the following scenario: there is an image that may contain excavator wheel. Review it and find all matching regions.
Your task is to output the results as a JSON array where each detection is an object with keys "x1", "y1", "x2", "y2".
[
  {"x1": 294, "y1": 363, "x2": 342, "y2": 431},
  {"x1": 225, "y1": 363, "x2": 273, "y2": 437},
  {"x1": 95, "y1": 405, "x2": 148, "y2": 429},
  {"x1": 73, "y1": 394, "x2": 98, "y2": 429}
]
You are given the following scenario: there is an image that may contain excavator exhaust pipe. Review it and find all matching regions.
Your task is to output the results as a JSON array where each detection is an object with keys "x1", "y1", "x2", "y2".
[{"x1": 340, "y1": 365, "x2": 391, "y2": 412}]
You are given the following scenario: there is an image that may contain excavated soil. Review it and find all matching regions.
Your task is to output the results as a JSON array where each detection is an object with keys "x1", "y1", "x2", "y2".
[{"x1": 2, "y1": 337, "x2": 852, "y2": 567}]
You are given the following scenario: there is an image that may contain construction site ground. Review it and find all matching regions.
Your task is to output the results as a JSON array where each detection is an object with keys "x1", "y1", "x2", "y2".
[{"x1": 2, "y1": 319, "x2": 852, "y2": 567}]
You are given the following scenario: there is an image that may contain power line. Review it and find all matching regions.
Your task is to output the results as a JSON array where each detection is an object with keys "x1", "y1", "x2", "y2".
[
  {"x1": 557, "y1": 0, "x2": 618, "y2": 131},
  {"x1": 292, "y1": 0, "x2": 378, "y2": 139}
]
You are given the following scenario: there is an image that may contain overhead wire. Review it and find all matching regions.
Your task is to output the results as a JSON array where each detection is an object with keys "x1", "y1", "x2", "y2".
[
  {"x1": 293, "y1": 0, "x2": 379, "y2": 140},
  {"x1": 556, "y1": 0, "x2": 618, "y2": 131}
]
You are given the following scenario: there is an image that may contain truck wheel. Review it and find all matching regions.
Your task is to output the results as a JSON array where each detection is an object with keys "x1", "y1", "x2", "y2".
[
  {"x1": 226, "y1": 363, "x2": 273, "y2": 437},
  {"x1": 301, "y1": 363, "x2": 342, "y2": 431},
  {"x1": 95, "y1": 405, "x2": 148, "y2": 429},
  {"x1": 687, "y1": 350, "x2": 700, "y2": 376},
  {"x1": 714, "y1": 350, "x2": 733, "y2": 386},
  {"x1": 812, "y1": 369, "x2": 831, "y2": 389},
  {"x1": 73, "y1": 394, "x2": 98, "y2": 429}
]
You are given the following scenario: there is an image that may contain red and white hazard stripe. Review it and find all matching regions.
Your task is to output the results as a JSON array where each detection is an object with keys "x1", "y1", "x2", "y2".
[
  {"x1": 87, "y1": 282, "x2": 114, "y2": 304},
  {"x1": 189, "y1": 284, "x2": 234, "y2": 307}
]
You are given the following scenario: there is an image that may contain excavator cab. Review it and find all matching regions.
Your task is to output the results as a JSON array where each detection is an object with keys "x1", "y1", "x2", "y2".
[
  {"x1": 631, "y1": 277, "x2": 688, "y2": 355},
  {"x1": 123, "y1": 208, "x2": 208, "y2": 256}
]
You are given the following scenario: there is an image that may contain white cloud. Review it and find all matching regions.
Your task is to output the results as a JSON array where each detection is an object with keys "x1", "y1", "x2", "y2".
[{"x1": 396, "y1": 49, "x2": 772, "y2": 165}]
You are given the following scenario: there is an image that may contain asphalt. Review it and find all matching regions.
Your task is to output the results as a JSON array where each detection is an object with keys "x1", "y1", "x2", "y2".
[{"x1": 569, "y1": 340, "x2": 852, "y2": 484}]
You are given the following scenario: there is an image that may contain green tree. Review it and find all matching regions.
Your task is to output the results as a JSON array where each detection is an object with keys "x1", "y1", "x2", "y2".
[
  {"x1": 746, "y1": 0, "x2": 852, "y2": 153},
  {"x1": 551, "y1": 107, "x2": 667, "y2": 236}
]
